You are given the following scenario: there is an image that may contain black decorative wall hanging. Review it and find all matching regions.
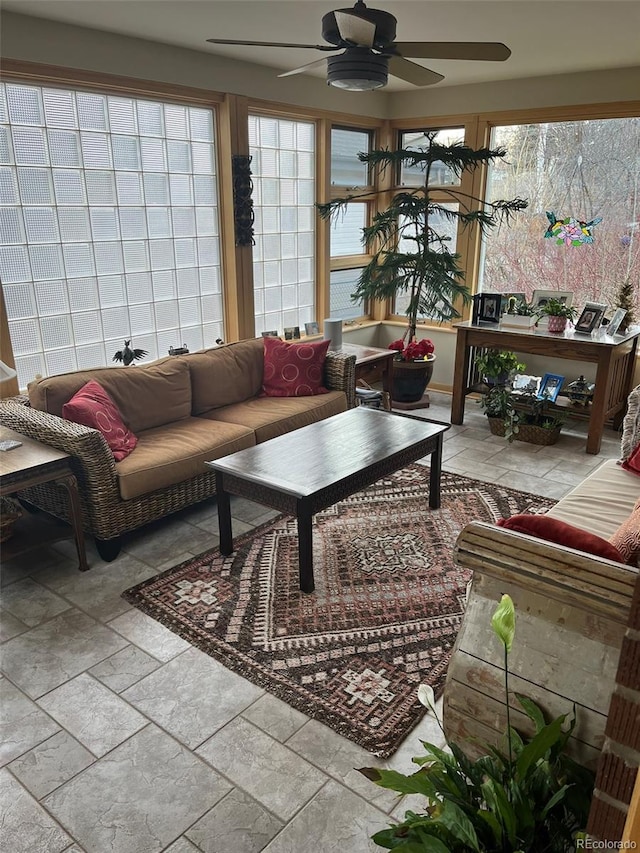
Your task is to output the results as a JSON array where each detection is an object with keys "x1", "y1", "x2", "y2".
[{"x1": 232, "y1": 154, "x2": 255, "y2": 246}]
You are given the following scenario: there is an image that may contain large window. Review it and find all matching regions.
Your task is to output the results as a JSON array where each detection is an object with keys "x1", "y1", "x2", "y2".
[
  {"x1": 0, "y1": 82, "x2": 223, "y2": 389},
  {"x1": 480, "y1": 117, "x2": 640, "y2": 315},
  {"x1": 327, "y1": 126, "x2": 372, "y2": 320},
  {"x1": 249, "y1": 114, "x2": 315, "y2": 335}
]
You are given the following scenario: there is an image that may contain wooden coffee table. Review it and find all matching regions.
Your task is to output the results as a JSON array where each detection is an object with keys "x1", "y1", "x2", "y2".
[{"x1": 206, "y1": 407, "x2": 448, "y2": 593}]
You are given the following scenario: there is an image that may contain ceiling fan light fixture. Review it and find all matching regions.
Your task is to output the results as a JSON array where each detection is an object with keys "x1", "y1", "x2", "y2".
[{"x1": 327, "y1": 48, "x2": 388, "y2": 91}]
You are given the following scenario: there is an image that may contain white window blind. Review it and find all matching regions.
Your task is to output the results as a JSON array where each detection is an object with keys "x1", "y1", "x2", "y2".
[{"x1": 0, "y1": 83, "x2": 224, "y2": 388}]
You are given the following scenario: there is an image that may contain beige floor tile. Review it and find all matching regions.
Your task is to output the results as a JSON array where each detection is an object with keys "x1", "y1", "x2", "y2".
[
  {"x1": 0, "y1": 607, "x2": 29, "y2": 642},
  {"x1": 1, "y1": 578, "x2": 71, "y2": 627},
  {"x1": 8, "y1": 730, "x2": 95, "y2": 799},
  {"x1": 197, "y1": 717, "x2": 327, "y2": 822},
  {"x1": 0, "y1": 768, "x2": 72, "y2": 853},
  {"x1": 122, "y1": 647, "x2": 263, "y2": 748},
  {"x1": 107, "y1": 608, "x2": 192, "y2": 661},
  {"x1": 262, "y1": 779, "x2": 388, "y2": 853},
  {"x1": 242, "y1": 693, "x2": 309, "y2": 742},
  {"x1": 43, "y1": 725, "x2": 231, "y2": 853},
  {"x1": 1, "y1": 610, "x2": 128, "y2": 699},
  {"x1": 37, "y1": 673, "x2": 147, "y2": 757},
  {"x1": 0, "y1": 680, "x2": 60, "y2": 767},
  {"x1": 187, "y1": 789, "x2": 284, "y2": 853}
]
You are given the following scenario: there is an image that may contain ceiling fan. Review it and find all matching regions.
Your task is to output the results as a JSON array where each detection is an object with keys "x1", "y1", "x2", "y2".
[{"x1": 206, "y1": 0, "x2": 511, "y2": 91}]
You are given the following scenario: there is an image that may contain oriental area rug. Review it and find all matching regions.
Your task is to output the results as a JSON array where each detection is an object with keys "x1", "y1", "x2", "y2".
[{"x1": 123, "y1": 466, "x2": 553, "y2": 757}]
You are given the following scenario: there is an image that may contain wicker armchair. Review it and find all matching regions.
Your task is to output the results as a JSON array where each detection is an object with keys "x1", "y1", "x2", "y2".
[{"x1": 0, "y1": 349, "x2": 356, "y2": 562}]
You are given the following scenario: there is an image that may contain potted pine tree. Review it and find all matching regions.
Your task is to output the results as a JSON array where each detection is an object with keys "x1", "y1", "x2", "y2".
[{"x1": 318, "y1": 132, "x2": 527, "y2": 402}]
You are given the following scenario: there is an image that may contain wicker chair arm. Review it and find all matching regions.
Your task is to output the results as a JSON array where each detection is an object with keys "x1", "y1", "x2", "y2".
[
  {"x1": 324, "y1": 351, "x2": 357, "y2": 408},
  {"x1": 454, "y1": 520, "x2": 637, "y2": 624},
  {"x1": 621, "y1": 383, "x2": 640, "y2": 462},
  {"x1": 0, "y1": 400, "x2": 119, "y2": 496}
]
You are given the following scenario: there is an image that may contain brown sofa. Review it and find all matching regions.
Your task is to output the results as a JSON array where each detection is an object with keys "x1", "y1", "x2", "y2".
[{"x1": 0, "y1": 338, "x2": 356, "y2": 561}]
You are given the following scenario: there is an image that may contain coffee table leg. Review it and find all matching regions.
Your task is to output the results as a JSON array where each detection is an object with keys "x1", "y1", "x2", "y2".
[
  {"x1": 215, "y1": 473, "x2": 233, "y2": 555},
  {"x1": 429, "y1": 435, "x2": 443, "y2": 510},
  {"x1": 57, "y1": 473, "x2": 89, "y2": 572},
  {"x1": 297, "y1": 506, "x2": 315, "y2": 594}
]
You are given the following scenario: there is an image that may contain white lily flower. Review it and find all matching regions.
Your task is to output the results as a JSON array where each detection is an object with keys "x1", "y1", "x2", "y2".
[{"x1": 417, "y1": 684, "x2": 435, "y2": 711}]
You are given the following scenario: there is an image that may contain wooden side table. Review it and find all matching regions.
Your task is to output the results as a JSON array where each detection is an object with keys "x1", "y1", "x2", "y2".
[
  {"x1": 339, "y1": 343, "x2": 395, "y2": 404},
  {"x1": 0, "y1": 426, "x2": 89, "y2": 571}
]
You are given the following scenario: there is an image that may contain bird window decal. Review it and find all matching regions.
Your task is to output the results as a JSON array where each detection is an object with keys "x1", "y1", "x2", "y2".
[
  {"x1": 112, "y1": 340, "x2": 148, "y2": 366},
  {"x1": 544, "y1": 211, "x2": 602, "y2": 246}
]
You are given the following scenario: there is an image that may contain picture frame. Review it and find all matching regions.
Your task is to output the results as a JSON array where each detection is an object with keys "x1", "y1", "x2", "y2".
[
  {"x1": 500, "y1": 292, "x2": 526, "y2": 315},
  {"x1": 304, "y1": 321, "x2": 320, "y2": 336},
  {"x1": 511, "y1": 374, "x2": 542, "y2": 395},
  {"x1": 537, "y1": 372, "x2": 564, "y2": 403},
  {"x1": 261, "y1": 330, "x2": 279, "y2": 338},
  {"x1": 284, "y1": 326, "x2": 300, "y2": 340},
  {"x1": 531, "y1": 290, "x2": 574, "y2": 309},
  {"x1": 606, "y1": 307, "x2": 627, "y2": 337},
  {"x1": 574, "y1": 302, "x2": 607, "y2": 335},
  {"x1": 477, "y1": 293, "x2": 501, "y2": 323}
]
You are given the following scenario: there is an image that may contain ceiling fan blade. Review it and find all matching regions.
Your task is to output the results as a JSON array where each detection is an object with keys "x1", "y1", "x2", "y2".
[
  {"x1": 278, "y1": 57, "x2": 329, "y2": 79},
  {"x1": 388, "y1": 56, "x2": 444, "y2": 87},
  {"x1": 394, "y1": 42, "x2": 511, "y2": 61},
  {"x1": 206, "y1": 38, "x2": 336, "y2": 52},
  {"x1": 334, "y1": 10, "x2": 376, "y2": 47}
]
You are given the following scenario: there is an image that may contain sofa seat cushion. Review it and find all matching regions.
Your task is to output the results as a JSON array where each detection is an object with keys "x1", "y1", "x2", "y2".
[
  {"x1": 199, "y1": 390, "x2": 347, "y2": 443},
  {"x1": 547, "y1": 459, "x2": 640, "y2": 539},
  {"x1": 116, "y1": 417, "x2": 255, "y2": 500}
]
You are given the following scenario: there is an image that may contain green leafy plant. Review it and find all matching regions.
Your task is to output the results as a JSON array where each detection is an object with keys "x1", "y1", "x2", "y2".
[
  {"x1": 536, "y1": 299, "x2": 578, "y2": 320},
  {"x1": 317, "y1": 133, "x2": 527, "y2": 351},
  {"x1": 358, "y1": 594, "x2": 594, "y2": 852},
  {"x1": 474, "y1": 349, "x2": 526, "y2": 384},
  {"x1": 481, "y1": 387, "x2": 565, "y2": 442}
]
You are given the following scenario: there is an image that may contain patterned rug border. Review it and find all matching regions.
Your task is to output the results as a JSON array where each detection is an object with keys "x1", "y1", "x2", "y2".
[{"x1": 122, "y1": 467, "x2": 554, "y2": 757}]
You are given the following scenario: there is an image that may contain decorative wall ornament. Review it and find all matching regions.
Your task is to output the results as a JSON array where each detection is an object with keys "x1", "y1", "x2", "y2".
[
  {"x1": 232, "y1": 154, "x2": 255, "y2": 246},
  {"x1": 544, "y1": 211, "x2": 602, "y2": 246}
]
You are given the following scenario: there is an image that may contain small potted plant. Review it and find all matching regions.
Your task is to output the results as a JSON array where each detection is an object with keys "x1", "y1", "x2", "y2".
[
  {"x1": 481, "y1": 386, "x2": 566, "y2": 445},
  {"x1": 474, "y1": 348, "x2": 526, "y2": 387},
  {"x1": 536, "y1": 298, "x2": 578, "y2": 333},
  {"x1": 501, "y1": 296, "x2": 537, "y2": 329},
  {"x1": 387, "y1": 337, "x2": 436, "y2": 402}
]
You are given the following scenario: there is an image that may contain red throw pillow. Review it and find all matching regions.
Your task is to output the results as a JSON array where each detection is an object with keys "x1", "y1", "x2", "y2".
[
  {"x1": 497, "y1": 514, "x2": 624, "y2": 562},
  {"x1": 622, "y1": 442, "x2": 640, "y2": 475},
  {"x1": 62, "y1": 379, "x2": 137, "y2": 461},
  {"x1": 261, "y1": 337, "x2": 330, "y2": 397}
]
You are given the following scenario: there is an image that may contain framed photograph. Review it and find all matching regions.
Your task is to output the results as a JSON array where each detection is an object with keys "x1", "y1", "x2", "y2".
[
  {"x1": 284, "y1": 326, "x2": 296, "y2": 340},
  {"x1": 512, "y1": 374, "x2": 542, "y2": 395},
  {"x1": 261, "y1": 330, "x2": 279, "y2": 338},
  {"x1": 574, "y1": 302, "x2": 607, "y2": 335},
  {"x1": 304, "y1": 321, "x2": 320, "y2": 336},
  {"x1": 532, "y1": 290, "x2": 574, "y2": 310},
  {"x1": 477, "y1": 293, "x2": 501, "y2": 323},
  {"x1": 500, "y1": 292, "x2": 526, "y2": 315},
  {"x1": 538, "y1": 372, "x2": 564, "y2": 403},
  {"x1": 606, "y1": 307, "x2": 627, "y2": 337}
]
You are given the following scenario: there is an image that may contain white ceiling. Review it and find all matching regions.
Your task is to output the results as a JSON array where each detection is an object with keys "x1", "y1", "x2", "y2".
[{"x1": 4, "y1": 0, "x2": 640, "y2": 92}]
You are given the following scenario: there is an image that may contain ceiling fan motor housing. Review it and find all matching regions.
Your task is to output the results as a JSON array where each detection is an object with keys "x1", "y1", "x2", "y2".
[
  {"x1": 327, "y1": 47, "x2": 389, "y2": 89},
  {"x1": 322, "y1": 5, "x2": 397, "y2": 48}
]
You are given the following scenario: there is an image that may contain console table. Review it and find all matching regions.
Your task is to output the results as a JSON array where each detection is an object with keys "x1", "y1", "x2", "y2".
[
  {"x1": 339, "y1": 343, "x2": 394, "y2": 403},
  {"x1": 451, "y1": 321, "x2": 640, "y2": 454}
]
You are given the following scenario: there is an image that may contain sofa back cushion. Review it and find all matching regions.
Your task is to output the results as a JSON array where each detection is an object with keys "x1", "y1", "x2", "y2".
[
  {"x1": 29, "y1": 358, "x2": 192, "y2": 433},
  {"x1": 186, "y1": 339, "x2": 264, "y2": 415}
]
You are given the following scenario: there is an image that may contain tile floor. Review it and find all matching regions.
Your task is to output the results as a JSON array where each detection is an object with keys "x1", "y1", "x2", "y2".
[{"x1": 0, "y1": 391, "x2": 622, "y2": 852}]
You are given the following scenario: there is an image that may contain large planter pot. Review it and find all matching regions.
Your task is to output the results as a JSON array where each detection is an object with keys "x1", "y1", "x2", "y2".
[
  {"x1": 547, "y1": 315, "x2": 568, "y2": 334},
  {"x1": 392, "y1": 356, "x2": 436, "y2": 403},
  {"x1": 487, "y1": 416, "x2": 561, "y2": 446}
]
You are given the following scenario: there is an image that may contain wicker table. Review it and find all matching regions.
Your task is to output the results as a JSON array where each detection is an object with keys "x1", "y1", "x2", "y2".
[
  {"x1": 207, "y1": 407, "x2": 448, "y2": 593},
  {"x1": 0, "y1": 425, "x2": 88, "y2": 571}
]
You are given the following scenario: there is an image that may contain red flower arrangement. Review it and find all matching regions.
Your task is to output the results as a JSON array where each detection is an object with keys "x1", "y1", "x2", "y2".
[{"x1": 388, "y1": 338, "x2": 435, "y2": 362}]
